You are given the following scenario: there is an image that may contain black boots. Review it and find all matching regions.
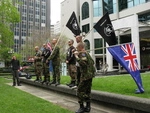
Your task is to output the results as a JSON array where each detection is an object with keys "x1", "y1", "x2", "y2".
[
  {"x1": 69, "y1": 81, "x2": 76, "y2": 87},
  {"x1": 42, "y1": 76, "x2": 50, "y2": 85},
  {"x1": 55, "y1": 81, "x2": 60, "y2": 86},
  {"x1": 75, "y1": 102, "x2": 91, "y2": 113},
  {"x1": 49, "y1": 80, "x2": 56, "y2": 85},
  {"x1": 84, "y1": 102, "x2": 91, "y2": 112},
  {"x1": 75, "y1": 103, "x2": 85, "y2": 113},
  {"x1": 66, "y1": 81, "x2": 76, "y2": 87}
]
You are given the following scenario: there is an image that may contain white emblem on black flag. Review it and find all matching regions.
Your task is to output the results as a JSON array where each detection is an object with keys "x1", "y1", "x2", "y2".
[
  {"x1": 72, "y1": 20, "x2": 78, "y2": 30},
  {"x1": 66, "y1": 11, "x2": 81, "y2": 36},
  {"x1": 104, "y1": 24, "x2": 114, "y2": 37},
  {"x1": 94, "y1": 12, "x2": 117, "y2": 46}
]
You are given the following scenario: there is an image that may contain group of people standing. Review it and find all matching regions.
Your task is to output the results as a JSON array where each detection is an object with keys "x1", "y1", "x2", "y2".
[
  {"x1": 34, "y1": 35, "x2": 95, "y2": 113},
  {"x1": 11, "y1": 35, "x2": 95, "y2": 113},
  {"x1": 34, "y1": 35, "x2": 96, "y2": 113},
  {"x1": 34, "y1": 38, "x2": 60, "y2": 86}
]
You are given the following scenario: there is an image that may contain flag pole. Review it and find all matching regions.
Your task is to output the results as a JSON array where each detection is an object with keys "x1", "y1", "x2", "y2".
[
  {"x1": 80, "y1": 42, "x2": 133, "y2": 53},
  {"x1": 82, "y1": 27, "x2": 94, "y2": 40}
]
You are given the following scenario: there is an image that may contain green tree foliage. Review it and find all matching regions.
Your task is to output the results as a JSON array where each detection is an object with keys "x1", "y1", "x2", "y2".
[{"x1": 0, "y1": 0, "x2": 20, "y2": 66}]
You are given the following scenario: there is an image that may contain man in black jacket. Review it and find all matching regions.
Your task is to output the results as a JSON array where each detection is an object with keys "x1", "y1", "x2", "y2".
[
  {"x1": 10, "y1": 56, "x2": 21, "y2": 86},
  {"x1": 66, "y1": 39, "x2": 76, "y2": 87}
]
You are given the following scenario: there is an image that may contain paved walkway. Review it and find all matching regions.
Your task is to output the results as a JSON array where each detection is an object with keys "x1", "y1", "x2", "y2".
[{"x1": 7, "y1": 83, "x2": 127, "y2": 113}]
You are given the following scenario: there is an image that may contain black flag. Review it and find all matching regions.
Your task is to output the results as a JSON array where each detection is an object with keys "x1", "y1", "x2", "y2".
[
  {"x1": 66, "y1": 11, "x2": 81, "y2": 36},
  {"x1": 94, "y1": 12, "x2": 117, "y2": 46}
]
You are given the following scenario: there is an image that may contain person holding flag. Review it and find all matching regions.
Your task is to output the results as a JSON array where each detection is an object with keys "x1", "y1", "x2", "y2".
[
  {"x1": 66, "y1": 39, "x2": 77, "y2": 88},
  {"x1": 66, "y1": 11, "x2": 83, "y2": 89},
  {"x1": 41, "y1": 44, "x2": 51, "y2": 85},
  {"x1": 47, "y1": 38, "x2": 60, "y2": 86},
  {"x1": 74, "y1": 42, "x2": 95, "y2": 113}
]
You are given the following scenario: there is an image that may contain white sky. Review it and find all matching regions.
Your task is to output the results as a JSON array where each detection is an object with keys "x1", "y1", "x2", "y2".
[{"x1": 51, "y1": 0, "x2": 64, "y2": 25}]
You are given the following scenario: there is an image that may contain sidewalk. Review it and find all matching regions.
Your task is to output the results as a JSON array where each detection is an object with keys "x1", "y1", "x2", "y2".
[
  {"x1": 19, "y1": 78, "x2": 150, "y2": 113},
  {"x1": 8, "y1": 83, "x2": 121, "y2": 113}
]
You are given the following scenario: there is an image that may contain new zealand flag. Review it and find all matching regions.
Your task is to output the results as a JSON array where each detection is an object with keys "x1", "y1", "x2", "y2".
[
  {"x1": 66, "y1": 11, "x2": 81, "y2": 36},
  {"x1": 108, "y1": 43, "x2": 144, "y2": 93}
]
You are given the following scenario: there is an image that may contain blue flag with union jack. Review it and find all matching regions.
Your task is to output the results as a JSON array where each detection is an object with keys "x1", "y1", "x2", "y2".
[{"x1": 108, "y1": 43, "x2": 144, "y2": 93}]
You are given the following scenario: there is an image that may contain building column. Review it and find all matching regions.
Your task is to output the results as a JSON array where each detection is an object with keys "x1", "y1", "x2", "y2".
[
  {"x1": 89, "y1": 0, "x2": 94, "y2": 59},
  {"x1": 131, "y1": 14, "x2": 141, "y2": 69},
  {"x1": 106, "y1": 44, "x2": 113, "y2": 71}
]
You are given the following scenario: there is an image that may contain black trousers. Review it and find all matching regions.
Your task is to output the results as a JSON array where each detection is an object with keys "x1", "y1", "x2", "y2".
[{"x1": 12, "y1": 70, "x2": 20, "y2": 85}]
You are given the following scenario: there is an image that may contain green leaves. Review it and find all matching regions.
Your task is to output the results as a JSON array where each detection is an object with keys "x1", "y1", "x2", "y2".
[{"x1": 0, "y1": 0, "x2": 20, "y2": 63}]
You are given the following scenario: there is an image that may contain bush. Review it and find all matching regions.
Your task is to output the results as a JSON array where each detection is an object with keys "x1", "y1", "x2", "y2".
[{"x1": 0, "y1": 67, "x2": 12, "y2": 73}]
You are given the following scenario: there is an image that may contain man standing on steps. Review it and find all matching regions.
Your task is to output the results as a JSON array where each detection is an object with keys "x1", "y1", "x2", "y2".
[
  {"x1": 47, "y1": 38, "x2": 60, "y2": 86},
  {"x1": 41, "y1": 44, "x2": 51, "y2": 85},
  {"x1": 66, "y1": 39, "x2": 76, "y2": 88},
  {"x1": 74, "y1": 42, "x2": 95, "y2": 113},
  {"x1": 34, "y1": 46, "x2": 42, "y2": 82},
  {"x1": 71, "y1": 35, "x2": 83, "y2": 90}
]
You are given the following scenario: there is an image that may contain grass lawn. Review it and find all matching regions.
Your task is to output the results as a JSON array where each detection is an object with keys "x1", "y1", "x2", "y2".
[
  {"x1": 61, "y1": 72, "x2": 150, "y2": 98},
  {"x1": 0, "y1": 76, "x2": 73, "y2": 113}
]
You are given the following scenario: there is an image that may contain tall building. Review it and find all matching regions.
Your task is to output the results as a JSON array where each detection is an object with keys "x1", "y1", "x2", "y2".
[
  {"x1": 61, "y1": 0, "x2": 150, "y2": 71},
  {"x1": 14, "y1": 0, "x2": 50, "y2": 60},
  {"x1": 50, "y1": 25, "x2": 54, "y2": 37},
  {"x1": 54, "y1": 21, "x2": 61, "y2": 35}
]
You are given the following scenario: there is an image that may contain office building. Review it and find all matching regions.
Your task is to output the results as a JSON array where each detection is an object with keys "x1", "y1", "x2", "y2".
[
  {"x1": 54, "y1": 21, "x2": 61, "y2": 35},
  {"x1": 61, "y1": 0, "x2": 150, "y2": 71},
  {"x1": 14, "y1": 0, "x2": 50, "y2": 60}
]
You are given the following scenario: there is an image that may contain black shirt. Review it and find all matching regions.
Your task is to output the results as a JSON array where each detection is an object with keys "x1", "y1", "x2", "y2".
[
  {"x1": 42, "y1": 48, "x2": 51, "y2": 63},
  {"x1": 11, "y1": 59, "x2": 20, "y2": 70},
  {"x1": 66, "y1": 46, "x2": 76, "y2": 64}
]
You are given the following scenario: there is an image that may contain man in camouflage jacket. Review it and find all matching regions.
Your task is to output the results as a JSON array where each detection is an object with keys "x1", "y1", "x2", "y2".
[
  {"x1": 34, "y1": 46, "x2": 42, "y2": 82},
  {"x1": 48, "y1": 38, "x2": 60, "y2": 86},
  {"x1": 74, "y1": 42, "x2": 95, "y2": 113}
]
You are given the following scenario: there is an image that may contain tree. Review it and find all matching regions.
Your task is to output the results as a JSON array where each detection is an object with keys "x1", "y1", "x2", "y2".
[
  {"x1": 22, "y1": 28, "x2": 69, "y2": 62},
  {"x1": 0, "y1": 0, "x2": 20, "y2": 66}
]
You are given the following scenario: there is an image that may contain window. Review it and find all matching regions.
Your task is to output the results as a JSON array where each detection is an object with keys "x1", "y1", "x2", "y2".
[
  {"x1": 119, "y1": 0, "x2": 127, "y2": 11},
  {"x1": 93, "y1": 0, "x2": 102, "y2": 17},
  {"x1": 138, "y1": 12, "x2": 150, "y2": 22},
  {"x1": 82, "y1": 2, "x2": 89, "y2": 20},
  {"x1": 140, "y1": 0, "x2": 147, "y2": 4},
  {"x1": 103, "y1": 0, "x2": 114, "y2": 14},
  {"x1": 82, "y1": 24, "x2": 89, "y2": 34},
  {"x1": 84, "y1": 40, "x2": 90, "y2": 50},
  {"x1": 94, "y1": 39, "x2": 104, "y2": 54}
]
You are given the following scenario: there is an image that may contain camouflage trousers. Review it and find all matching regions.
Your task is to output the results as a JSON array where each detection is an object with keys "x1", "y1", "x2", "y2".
[
  {"x1": 68, "y1": 64, "x2": 76, "y2": 82},
  {"x1": 52, "y1": 64, "x2": 60, "y2": 82},
  {"x1": 77, "y1": 78, "x2": 93, "y2": 104},
  {"x1": 43, "y1": 63, "x2": 50, "y2": 82},
  {"x1": 35, "y1": 65, "x2": 42, "y2": 80}
]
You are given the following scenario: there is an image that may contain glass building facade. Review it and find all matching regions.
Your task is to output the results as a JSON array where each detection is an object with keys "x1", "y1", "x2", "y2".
[
  {"x1": 80, "y1": 0, "x2": 150, "y2": 69},
  {"x1": 14, "y1": 0, "x2": 50, "y2": 53},
  {"x1": 92, "y1": 0, "x2": 149, "y2": 17}
]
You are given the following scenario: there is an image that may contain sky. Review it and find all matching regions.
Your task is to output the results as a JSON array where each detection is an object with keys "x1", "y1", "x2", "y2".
[{"x1": 51, "y1": 0, "x2": 64, "y2": 25}]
